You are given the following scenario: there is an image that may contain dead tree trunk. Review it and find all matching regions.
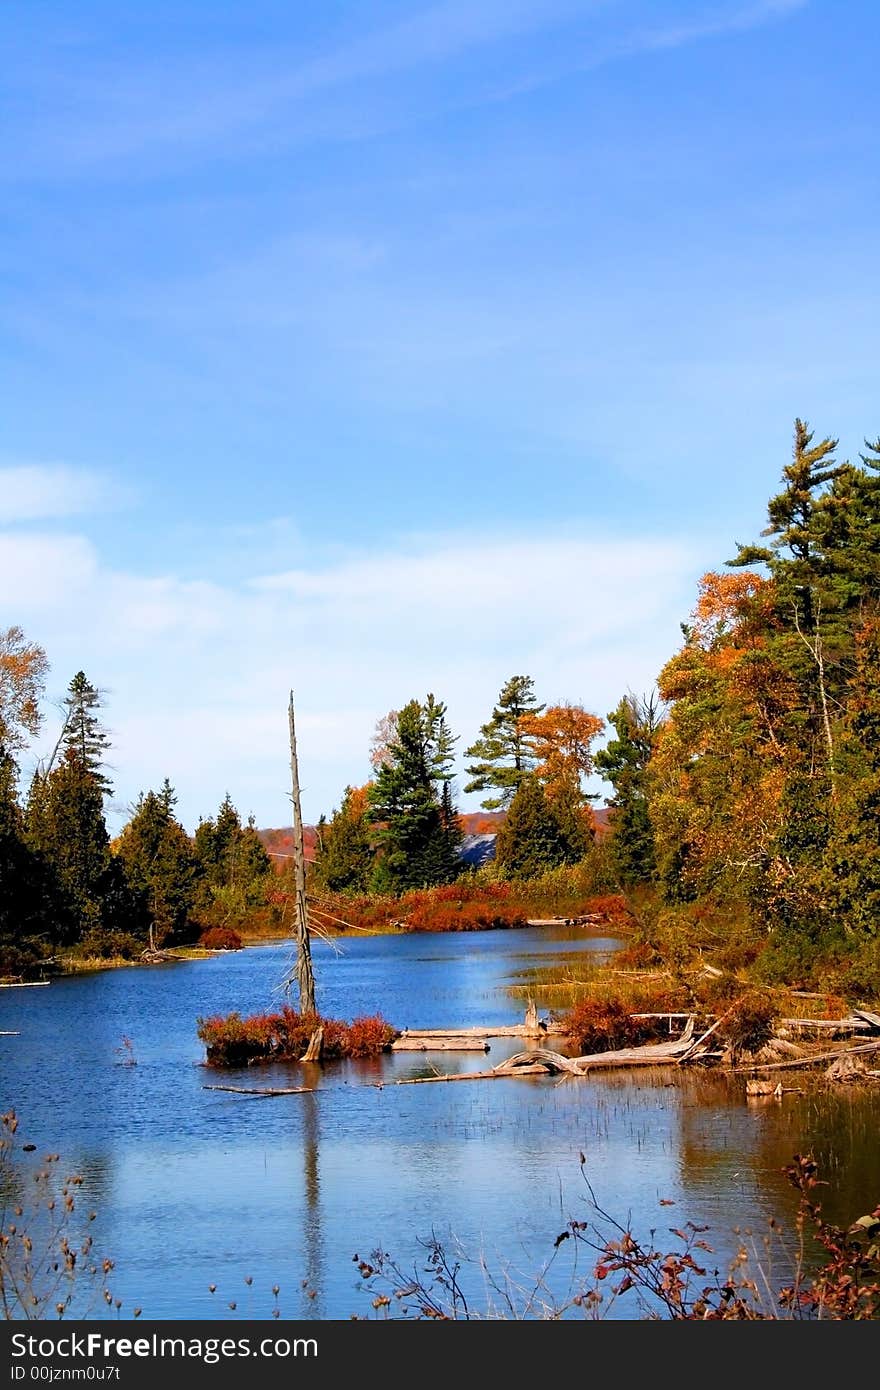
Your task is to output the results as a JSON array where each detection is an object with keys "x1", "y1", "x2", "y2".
[{"x1": 287, "y1": 690, "x2": 316, "y2": 1016}]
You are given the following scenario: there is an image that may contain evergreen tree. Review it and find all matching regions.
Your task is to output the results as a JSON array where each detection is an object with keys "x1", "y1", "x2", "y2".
[
  {"x1": 0, "y1": 748, "x2": 74, "y2": 969},
  {"x1": 29, "y1": 751, "x2": 114, "y2": 936},
  {"x1": 193, "y1": 794, "x2": 272, "y2": 925},
  {"x1": 368, "y1": 694, "x2": 462, "y2": 892},
  {"x1": 464, "y1": 676, "x2": 544, "y2": 809},
  {"x1": 829, "y1": 620, "x2": 880, "y2": 935},
  {"x1": 116, "y1": 782, "x2": 197, "y2": 942},
  {"x1": 60, "y1": 672, "x2": 113, "y2": 796},
  {"x1": 494, "y1": 775, "x2": 572, "y2": 880},
  {"x1": 26, "y1": 677, "x2": 140, "y2": 947},
  {"x1": 312, "y1": 785, "x2": 374, "y2": 894},
  {"x1": 595, "y1": 692, "x2": 661, "y2": 885}
]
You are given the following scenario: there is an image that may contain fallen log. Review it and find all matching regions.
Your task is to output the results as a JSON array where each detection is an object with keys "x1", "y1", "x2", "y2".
[
  {"x1": 574, "y1": 1028, "x2": 697, "y2": 1072},
  {"x1": 854, "y1": 1009, "x2": 880, "y2": 1030},
  {"x1": 735, "y1": 1039, "x2": 880, "y2": 1073},
  {"x1": 496, "y1": 1048, "x2": 584, "y2": 1074},
  {"x1": 203, "y1": 1084, "x2": 316, "y2": 1096},
  {"x1": 779, "y1": 1016, "x2": 872, "y2": 1033},
  {"x1": 383, "y1": 1063, "x2": 550, "y2": 1087},
  {"x1": 391, "y1": 1037, "x2": 489, "y2": 1052},
  {"x1": 396, "y1": 1023, "x2": 565, "y2": 1039},
  {"x1": 677, "y1": 1007, "x2": 734, "y2": 1065}
]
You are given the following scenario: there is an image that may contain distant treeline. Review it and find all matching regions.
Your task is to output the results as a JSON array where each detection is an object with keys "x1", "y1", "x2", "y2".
[
  {"x1": 0, "y1": 663, "x2": 274, "y2": 975},
  {"x1": 3, "y1": 419, "x2": 880, "y2": 990}
]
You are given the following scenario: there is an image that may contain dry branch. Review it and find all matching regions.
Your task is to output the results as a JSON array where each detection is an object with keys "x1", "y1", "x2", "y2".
[{"x1": 202, "y1": 1084, "x2": 316, "y2": 1096}]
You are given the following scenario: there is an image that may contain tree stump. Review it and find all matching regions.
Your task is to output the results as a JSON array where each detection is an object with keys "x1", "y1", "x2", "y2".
[{"x1": 302, "y1": 1025, "x2": 324, "y2": 1062}]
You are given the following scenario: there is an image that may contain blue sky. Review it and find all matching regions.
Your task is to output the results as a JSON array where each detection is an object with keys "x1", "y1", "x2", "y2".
[{"x1": 2, "y1": 0, "x2": 877, "y2": 831}]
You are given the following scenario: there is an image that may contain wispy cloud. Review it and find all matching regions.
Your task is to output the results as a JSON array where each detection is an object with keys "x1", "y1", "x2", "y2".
[
  {"x1": 0, "y1": 464, "x2": 130, "y2": 523},
  {"x1": 3, "y1": 524, "x2": 702, "y2": 830},
  {"x1": 3, "y1": 0, "x2": 808, "y2": 178}
]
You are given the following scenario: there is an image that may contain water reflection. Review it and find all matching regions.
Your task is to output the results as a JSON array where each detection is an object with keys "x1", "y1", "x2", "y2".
[{"x1": 2, "y1": 929, "x2": 879, "y2": 1319}]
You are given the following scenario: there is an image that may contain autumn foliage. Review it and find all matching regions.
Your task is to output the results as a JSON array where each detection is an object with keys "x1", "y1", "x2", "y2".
[
  {"x1": 199, "y1": 925, "x2": 243, "y2": 951},
  {"x1": 196, "y1": 1006, "x2": 398, "y2": 1067}
]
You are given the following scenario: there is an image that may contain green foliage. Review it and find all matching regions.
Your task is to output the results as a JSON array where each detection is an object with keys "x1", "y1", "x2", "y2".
[
  {"x1": 494, "y1": 774, "x2": 588, "y2": 880},
  {"x1": 0, "y1": 749, "x2": 75, "y2": 966},
  {"x1": 312, "y1": 786, "x2": 374, "y2": 894},
  {"x1": 60, "y1": 671, "x2": 113, "y2": 797},
  {"x1": 192, "y1": 794, "x2": 272, "y2": 927},
  {"x1": 368, "y1": 695, "x2": 462, "y2": 892},
  {"x1": 595, "y1": 692, "x2": 661, "y2": 885},
  {"x1": 464, "y1": 675, "x2": 544, "y2": 810},
  {"x1": 26, "y1": 750, "x2": 141, "y2": 945},
  {"x1": 116, "y1": 781, "x2": 198, "y2": 943}
]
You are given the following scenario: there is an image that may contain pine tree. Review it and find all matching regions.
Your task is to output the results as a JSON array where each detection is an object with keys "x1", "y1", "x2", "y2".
[
  {"x1": 26, "y1": 750, "x2": 136, "y2": 945},
  {"x1": 116, "y1": 783, "x2": 197, "y2": 943},
  {"x1": 368, "y1": 695, "x2": 462, "y2": 891},
  {"x1": 595, "y1": 693, "x2": 661, "y2": 885},
  {"x1": 0, "y1": 748, "x2": 74, "y2": 967},
  {"x1": 464, "y1": 676, "x2": 544, "y2": 809},
  {"x1": 494, "y1": 775, "x2": 571, "y2": 880},
  {"x1": 313, "y1": 786, "x2": 374, "y2": 894},
  {"x1": 829, "y1": 620, "x2": 880, "y2": 935},
  {"x1": 23, "y1": 671, "x2": 135, "y2": 943},
  {"x1": 193, "y1": 794, "x2": 272, "y2": 926},
  {"x1": 61, "y1": 672, "x2": 113, "y2": 796}
]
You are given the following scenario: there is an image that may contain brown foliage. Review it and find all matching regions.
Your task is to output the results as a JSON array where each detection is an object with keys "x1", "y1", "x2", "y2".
[{"x1": 199, "y1": 926, "x2": 243, "y2": 950}]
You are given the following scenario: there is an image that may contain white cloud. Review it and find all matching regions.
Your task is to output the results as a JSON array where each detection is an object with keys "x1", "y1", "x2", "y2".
[
  {"x1": 7, "y1": 525, "x2": 702, "y2": 832},
  {"x1": 0, "y1": 464, "x2": 127, "y2": 523}
]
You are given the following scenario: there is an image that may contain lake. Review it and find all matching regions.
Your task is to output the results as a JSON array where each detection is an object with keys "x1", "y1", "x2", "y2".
[{"x1": 2, "y1": 927, "x2": 878, "y2": 1320}]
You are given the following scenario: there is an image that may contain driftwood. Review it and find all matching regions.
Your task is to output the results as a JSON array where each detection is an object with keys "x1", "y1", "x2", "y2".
[
  {"x1": 735, "y1": 1039, "x2": 880, "y2": 1073},
  {"x1": 391, "y1": 1037, "x2": 489, "y2": 1052},
  {"x1": 779, "y1": 1016, "x2": 873, "y2": 1034},
  {"x1": 203, "y1": 1084, "x2": 316, "y2": 1096},
  {"x1": 385, "y1": 1063, "x2": 550, "y2": 1086},
  {"x1": 526, "y1": 915, "x2": 602, "y2": 927},
  {"x1": 677, "y1": 1006, "x2": 737, "y2": 1064},
  {"x1": 825, "y1": 1053, "x2": 869, "y2": 1083},
  {"x1": 396, "y1": 1022, "x2": 565, "y2": 1039},
  {"x1": 384, "y1": 1026, "x2": 700, "y2": 1086},
  {"x1": 574, "y1": 1021, "x2": 696, "y2": 1072},
  {"x1": 498, "y1": 1048, "x2": 585, "y2": 1074},
  {"x1": 854, "y1": 1009, "x2": 880, "y2": 1029}
]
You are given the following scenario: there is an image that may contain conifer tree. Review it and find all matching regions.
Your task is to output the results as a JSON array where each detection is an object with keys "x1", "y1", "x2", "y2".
[
  {"x1": 61, "y1": 672, "x2": 113, "y2": 796},
  {"x1": 596, "y1": 693, "x2": 661, "y2": 885},
  {"x1": 312, "y1": 785, "x2": 374, "y2": 894},
  {"x1": 494, "y1": 775, "x2": 572, "y2": 880},
  {"x1": 464, "y1": 676, "x2": 544, "y2": 809},
  {"x1": 116, "y1": 782, "x2": 197, "y2": 942},
  {"x1": 193, "y1": 793, "x2": 272, "y2": 925},
  {"x1": 368, "y1": 694, "x2": 462, "y2": 891}
]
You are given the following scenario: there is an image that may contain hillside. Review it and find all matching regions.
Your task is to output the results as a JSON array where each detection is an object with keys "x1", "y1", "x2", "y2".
[{"x1": 257, "y1": 806, "x2": 610, "y2": 869}]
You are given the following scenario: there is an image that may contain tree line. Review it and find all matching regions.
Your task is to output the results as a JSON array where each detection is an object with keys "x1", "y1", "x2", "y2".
[
  {"x1": 0, "y1": 657, "x2": 271, "y2": 975},
  {"x1": 315, "y1": 419, "x2": 880, "y2": 988},
  {"x1": 313, "y1": 683, "x2": 607, "y2": 894},
  {"x1": 3, "y1": 418, "x2": 879, "y2": 987}
]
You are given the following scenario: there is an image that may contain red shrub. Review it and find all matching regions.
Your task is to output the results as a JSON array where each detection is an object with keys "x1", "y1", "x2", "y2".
[
  {"x1": 346, "y1": 1015, "x2": 398, "y2": 1058},
  {"x1": 196, "y1": 1008, "x2": 398, "y2": 1067},
  {"x1": 200, "y1": 926, "x2": 243, "y2": 951}
]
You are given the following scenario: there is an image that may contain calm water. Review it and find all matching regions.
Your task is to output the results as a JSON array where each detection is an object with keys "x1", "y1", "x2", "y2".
[{"x1": 2, "y1": 928, "x2": 879, "y2": 1321}]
